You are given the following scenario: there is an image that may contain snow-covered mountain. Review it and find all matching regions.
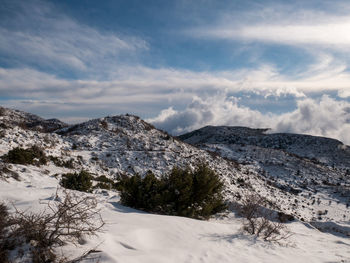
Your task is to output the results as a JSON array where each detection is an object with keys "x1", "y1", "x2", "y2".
[
  {"x1": 1, "y1": 107, "x2": 350, "y2": 262},
  {"x1": 179, "y1": 125, "x2": 350, "y2": 168},
  {"x1": 179, "y1": 125, "x2": 350, "y2": 223},
  {"x1": 0, "y1": 106, "x2": 67, "y2": 132}
]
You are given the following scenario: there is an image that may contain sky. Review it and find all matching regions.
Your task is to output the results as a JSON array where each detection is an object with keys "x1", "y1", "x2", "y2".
[{"x1": 1, "y1": 0, "x2": 350, "y2": 144}]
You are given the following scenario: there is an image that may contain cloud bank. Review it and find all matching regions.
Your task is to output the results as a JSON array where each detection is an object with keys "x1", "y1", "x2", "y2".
[{"x1": 148, "y1": 95, "x2": 350, "y2": 145}]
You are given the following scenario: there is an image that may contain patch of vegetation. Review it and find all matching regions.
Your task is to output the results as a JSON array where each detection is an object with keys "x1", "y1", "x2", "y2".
[
  {"x1": 0, "y1": 191, "x2": 104, "y2": 262},
  {"x1": 118, "y1": 164, "x2": 227, "y2": 219},
  {"x1": 100, "y1": 120, "x2": 108, "y2": 129},
  {"x1": 49, "y1": 156, "x2": 75, "y2": 168},
  {"x1": 91, "y1": 156, "x2": 99, "y2": 161},
  {"x1": 93, "y1": 175, "x2": 114, "y2": 190},
  {"x1": 238, "y1": 194, "x2": 291, "y2": 241},
  {"x1": 0, "y1": 202, "x2": 10, "y2": 261},
  {"x1": 60, "y1": 170, "x2": 93, "y2": 192},
  {"x1": 2, "y1": 146, "x2": 47, "y2": 166},
  {"x1": 0, "y1": 107, "x2": 5, "y2": 116},
  {"x1": 0, "y1": 164, "x2": 20, "y2": 181},
  {"x1": 94, "y1": 182, "x2": 112, "y2": 190}
]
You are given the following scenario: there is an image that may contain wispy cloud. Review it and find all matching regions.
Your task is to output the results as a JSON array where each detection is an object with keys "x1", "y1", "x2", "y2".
[
  {"x1": 195, "y1": 19, "x2": 350, "y2": 49},
  {"x1": 0, "y1": 0, "x2": 147, "y2": 78},
  {"x1": 1, "y1": 58, "x2": 350, "y2": 120},
  {"x1": 189, "y1": 2, "x2": 350, "y2": 50}
]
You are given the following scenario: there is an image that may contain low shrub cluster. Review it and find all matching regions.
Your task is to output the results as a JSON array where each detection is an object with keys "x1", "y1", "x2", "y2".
[
  {"x1": 60, "y1": 170, "x2": 92, "y2": 192},
  {"x1": 118, "y1": 164, "x2": 227, "y2": 219},
  {"x1": 3, "y1": 146, "x2": 47, "y2": 166},
  {"x1": 49, "y1": 156, "x2": 75, "y2": 169},
  {"x1": 93, "y1": 175, "x2": 114, "y2": 190},
  {"x1": 0, "y1": 191, "x2": 104, "y2": 262},
  {"x1": 239, "y1": 194, "x2": 291, "y2": 241},
  {"x1": 0, "y1": 202, "x2": 10, "y2": 261}
]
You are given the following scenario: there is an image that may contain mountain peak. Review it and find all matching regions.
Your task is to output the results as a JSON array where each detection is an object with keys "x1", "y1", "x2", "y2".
[{"x1": 0, "y1": 106, "x2": 68, "y2": 132}]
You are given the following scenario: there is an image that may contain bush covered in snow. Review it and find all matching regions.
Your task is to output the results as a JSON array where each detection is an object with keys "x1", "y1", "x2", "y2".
[
  {"x1": 3, "y1": 146, "x2": 47, "y2": 166},
  {"x1": 118, "y1": 164, "x2": 227, "y2": 219},
  {"x1": 239, "y1": 194, "x2": 291, "y2": 241},
  {"x1": 60, "y1": 170, "x2": 93, "y2": 192},
  {"x1": 0, "y1": 191, "x2": 104, "y2": 262}
]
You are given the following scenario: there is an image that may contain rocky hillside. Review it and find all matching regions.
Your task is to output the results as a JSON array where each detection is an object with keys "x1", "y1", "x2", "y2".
[
  {"x1": 179, "y1": 125, "x2": 350, "y2": 168},
  {"x1": 1, "y1": 107, "x2": 349, "y2": 225},
  {"x1": 180, "y1": 126, "x2": 350, "y2": 224},
  {"x1": 0, "y1": 106, "x2": 67, "y2": 132}
]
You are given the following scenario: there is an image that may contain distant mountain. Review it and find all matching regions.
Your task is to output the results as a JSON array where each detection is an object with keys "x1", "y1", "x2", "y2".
[
  {"x1": 179, "y1": 125, "x2": 350, "y2": 222},
  {"x1": 1, "y1": 106, "x2": 349, "y2": 224},
  {"x1": 179, "y1": 125, "x2": 350, "y2": 168},
  {"x1": 0, "y1": 106, "x2": 67, "y2": 132}
]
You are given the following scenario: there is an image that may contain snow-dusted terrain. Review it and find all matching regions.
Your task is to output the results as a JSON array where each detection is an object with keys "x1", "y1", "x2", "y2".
[
  {"x1": 180, "y1": 126, "x2": 350, "y2": 223},
  {"x1": 1, "y1": 169, "x2": 350, "y2": 262},
  {"x1": 1, "y1": 106, "x2": 350, "y2": 262}
]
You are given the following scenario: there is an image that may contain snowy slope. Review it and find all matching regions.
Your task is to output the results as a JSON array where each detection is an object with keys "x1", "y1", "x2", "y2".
[
  {"x1": 0, "y1": 106, "x2": 67, "y2": 132},
  {"x1": 1, "y1": 108, "x2": 349, "y2": 222},
  {"x1": 1, "y1": 173, "x2": 350, "y2": 263},
  {"x1": 180, "y1": 126, "x2": 350, "y2": 223},
  {"x1": 179, "y1": 125, "x2": 350, "y2": 167},
  {"x1": 1, "y1": 107, "x2": 350, "y2": 262}
]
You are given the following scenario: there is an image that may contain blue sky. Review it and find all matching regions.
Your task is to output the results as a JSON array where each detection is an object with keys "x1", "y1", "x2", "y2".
[{"x1": 1, "y1": 0, "x2": 350, "y2": 144}]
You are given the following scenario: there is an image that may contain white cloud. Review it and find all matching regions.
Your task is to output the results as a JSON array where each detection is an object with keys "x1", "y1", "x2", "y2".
[
  {"x1": 201, "y1": 19, "x2": 350, "y2": 48},
  {"x1": 0, "y1": 0, "x2": 147, "y2": 77},
  {"x1": 147, "y1": 95, "x2": 267, "y2": 134},
  {"x1": 148, "y1": 95, "x2": 350, "y2": 145},
  {"x1": 2, "y1": 56, "x2": 350, "y2": 106},
  {"x1": 189, "y1": 3, "x2": 350, "y2": 50}
]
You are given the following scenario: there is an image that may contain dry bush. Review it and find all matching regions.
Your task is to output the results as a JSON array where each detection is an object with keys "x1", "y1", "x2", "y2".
[
  {"x1": 239, "y1": 194, "x2": 291, "y2": 242},
  {"x1": 0, "y1": 202, "x2": 11, "y2": 262},
  {"x1": 1, "y1": 190, "x2": 104, "y2": 262}
]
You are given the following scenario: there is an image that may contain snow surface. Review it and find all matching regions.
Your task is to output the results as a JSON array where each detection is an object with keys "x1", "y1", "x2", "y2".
[{"x1": 1, "y1": 172, "x2": 350, "y2": 263}]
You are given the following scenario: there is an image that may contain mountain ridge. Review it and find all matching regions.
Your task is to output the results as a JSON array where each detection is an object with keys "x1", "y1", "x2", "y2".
[
  {"x1": 1, "y1": 106, "x2": 349, "y2": 224},
  {"x1": 179, "y1": 125, "x2": 350, "y2": 168}
]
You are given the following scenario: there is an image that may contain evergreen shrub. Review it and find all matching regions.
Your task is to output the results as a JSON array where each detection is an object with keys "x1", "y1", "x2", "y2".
[
  {"x1": 3, "y1": 146, "x2": 47, "y2": 166},
  {"x1": 118, "y1": 164, "x2": 227, "y2": 219},
  {"x1": 60, "y1": 170, "x2": 92, "y2": 192}
]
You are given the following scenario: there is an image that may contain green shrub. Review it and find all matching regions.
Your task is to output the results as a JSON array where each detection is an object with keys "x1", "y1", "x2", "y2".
[
  {"x1": 60, "y1": 170, "x2": 92, "y2": 192},
  {"x1": 3, "y1": 146, "x2": 47, "y2": 166},
  {"x1": 93, "y1": 175, "x2": 114, "y2": 190},
  {"x1": 49, "y1": 156, "x2": 74, "y2": 168},
  {"x1": 119, "y1": 172, "x2": 166, "y2": 213},
  {"x1": 95, "y1": 175, "x2": 114, "y2": 184},
  {"x1": 94, "y1": 182, "x2": 111, "y2": 190},
  {"x1": 118, "y1": 164, "x2": 227, "y2": 219}
]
